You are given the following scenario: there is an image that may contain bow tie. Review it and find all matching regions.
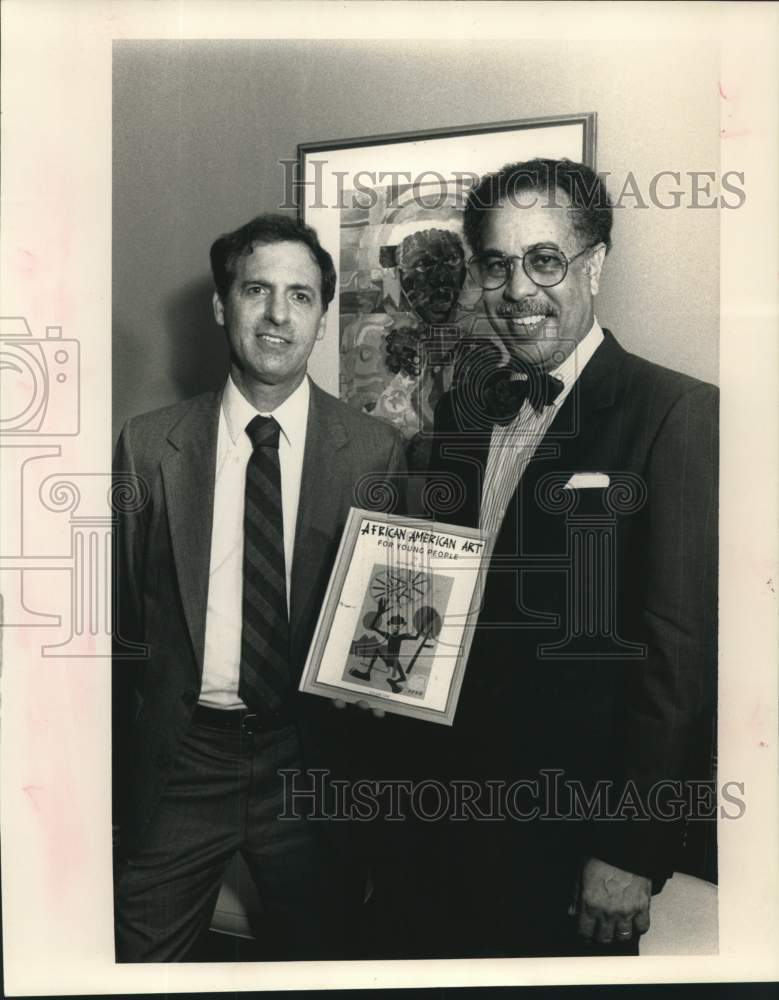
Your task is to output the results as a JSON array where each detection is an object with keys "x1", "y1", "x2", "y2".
[
  {"x1": 484, "y1": 365, "x2": 565, "y2": 423},
  {"x1": 450, "y1": 338, "x2": 565, "y2": 428}
]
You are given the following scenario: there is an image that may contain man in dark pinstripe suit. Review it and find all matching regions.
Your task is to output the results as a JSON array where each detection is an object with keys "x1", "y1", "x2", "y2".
[{"x1": 371, "y1": 159, "x2": 718, "y2": 958}]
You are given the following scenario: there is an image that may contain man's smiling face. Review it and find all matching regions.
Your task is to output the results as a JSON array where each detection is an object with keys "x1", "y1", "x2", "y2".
[
  {"x1": 480, "y1": 194, "x2": 606, "y2": 370},
  {"x1": 213, "y1": 240, "x2": 326, "y2": 401}
]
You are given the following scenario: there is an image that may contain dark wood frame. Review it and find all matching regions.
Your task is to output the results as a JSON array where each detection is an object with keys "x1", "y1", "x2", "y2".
[{"x1": 296, "y1": 112, "x2": 597, "y2": 219}]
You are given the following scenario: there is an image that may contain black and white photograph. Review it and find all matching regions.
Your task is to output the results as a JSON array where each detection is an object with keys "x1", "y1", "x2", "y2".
[{"x1": 0, "y1": 1, "x2": 777, "y2": 995}]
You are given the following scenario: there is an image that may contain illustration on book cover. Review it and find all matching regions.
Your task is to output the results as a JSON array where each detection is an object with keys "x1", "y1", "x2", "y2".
[{"x1": 343, "y1": 564, "x2": 452, "y2": 698}]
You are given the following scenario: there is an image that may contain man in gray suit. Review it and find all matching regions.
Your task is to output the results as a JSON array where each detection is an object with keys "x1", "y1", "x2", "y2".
[{"x1": 113, "y1": 214, "x2": 405, "y2": 962}]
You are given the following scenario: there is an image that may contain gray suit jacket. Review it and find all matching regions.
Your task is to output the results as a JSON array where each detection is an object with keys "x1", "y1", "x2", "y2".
[{"x1": 113, "y1": 379, "x2": 405, "y2": 856}]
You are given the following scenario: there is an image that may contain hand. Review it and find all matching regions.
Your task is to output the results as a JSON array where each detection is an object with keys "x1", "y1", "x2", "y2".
[
  {"x1": 574, "y1": 858, "x2": 651, "y2": 944},
  {"x1": 332, "y1": 698, "x2": 385, "y2": 719}
]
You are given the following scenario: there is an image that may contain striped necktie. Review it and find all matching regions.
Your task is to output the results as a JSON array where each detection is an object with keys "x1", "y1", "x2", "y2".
[{"x1": 239, "y1": 414, "x2": 290, "y2": 718}]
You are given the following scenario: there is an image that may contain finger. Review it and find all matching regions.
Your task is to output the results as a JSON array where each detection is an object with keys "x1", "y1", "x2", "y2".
[
  {"x1": 356, "y1": 699, "x2": 385, "y2": 713},
  {"x1": 576, "y1": 909, "x2": 596, "y2": 941},
  {"x1": 633, "y1": 908, "x2": 651, "y2": 935},
  {"x1": 568, "y1": 874, "x2": 582, "y2": 918},
  {"x1": 614, "y1": 919, "x2": 634, "y2": 942},
  {"x1": 332, "y1": 699, "x2": 348, "y2": 710},
  {"x1": 595, "y1": 915, "x2": 616, "y2": 945}
]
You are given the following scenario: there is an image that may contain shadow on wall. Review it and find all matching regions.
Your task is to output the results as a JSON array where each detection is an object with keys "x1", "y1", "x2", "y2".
[{"x1": 165, "y1": 275, "x2": 230, "y2": 401}]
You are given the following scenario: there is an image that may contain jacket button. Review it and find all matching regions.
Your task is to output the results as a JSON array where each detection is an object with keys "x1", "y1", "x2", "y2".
[{"x1": 181, "y1": 690, "x2": 197, "y2": 706}]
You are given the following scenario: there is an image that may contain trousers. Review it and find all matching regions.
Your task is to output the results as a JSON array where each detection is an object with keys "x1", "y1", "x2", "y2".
[{"x1": 114, "y1": 714, "x2": 344, "y2": 962}]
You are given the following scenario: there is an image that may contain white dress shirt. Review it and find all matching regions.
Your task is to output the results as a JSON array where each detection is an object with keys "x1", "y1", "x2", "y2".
[
  {"x1": 479, "y1": 320, "x2": 604, "y2": 536},
  {"x1": 199, "y1": 375, "x2": 310, "y2": 709}
]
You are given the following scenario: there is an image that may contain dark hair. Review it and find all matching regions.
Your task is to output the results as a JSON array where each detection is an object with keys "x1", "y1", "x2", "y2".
[
  {"x1": 210, "y1": 213, "x2": 336, "y2": 307},
  {"x1": 464, "y1": 158, "x2": 613, "y2": 255}
]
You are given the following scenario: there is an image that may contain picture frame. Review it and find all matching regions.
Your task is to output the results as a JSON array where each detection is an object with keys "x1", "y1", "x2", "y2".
[
  {"x1": 297, "y1": 114, "x2": 596, "y2": 452},
  {"x1": 299, "y1": 507, "x2": 495, "y2": 725}
]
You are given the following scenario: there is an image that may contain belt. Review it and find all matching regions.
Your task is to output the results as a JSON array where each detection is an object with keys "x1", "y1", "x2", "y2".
[{"x1": 192, "y1": 704, "x2": 289, "y2": 735}]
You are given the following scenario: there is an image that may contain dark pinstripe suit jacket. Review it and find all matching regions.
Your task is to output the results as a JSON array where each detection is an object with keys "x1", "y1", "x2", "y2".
[{"x1": 417, "y1": 329, "x2": 718, "y2": 881}]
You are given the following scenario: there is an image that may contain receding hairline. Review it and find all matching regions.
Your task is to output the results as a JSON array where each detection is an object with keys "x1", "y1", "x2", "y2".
[
  {"x1": 222, "y1": 237, "x2": 328, "y2": 302},
  {"x1": 226, "y1": 236, "x2": 323, "y2": 268}
]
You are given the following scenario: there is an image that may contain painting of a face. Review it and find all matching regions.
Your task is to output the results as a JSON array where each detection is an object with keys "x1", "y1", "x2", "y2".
[{"x1": 398, "y1": 228, "x2": 466, "y2": 325}]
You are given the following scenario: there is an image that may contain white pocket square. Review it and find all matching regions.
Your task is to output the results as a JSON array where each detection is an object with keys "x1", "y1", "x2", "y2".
[{"x1": 564, "y1": 473, "x2": 610, "y2": 489}]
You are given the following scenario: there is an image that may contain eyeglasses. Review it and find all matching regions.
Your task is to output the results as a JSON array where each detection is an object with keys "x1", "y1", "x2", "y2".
[{"x1": 467, "y1": 244, "x2": 597, "y2": 290}]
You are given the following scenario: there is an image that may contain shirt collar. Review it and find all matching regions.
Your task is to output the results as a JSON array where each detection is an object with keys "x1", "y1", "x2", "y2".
[
  {"x1": 222, "y1": 374, "x2": 310, "y2": 449},
  {"x1": 548, "y1": 317, "x2": 604, "y2": 403}
]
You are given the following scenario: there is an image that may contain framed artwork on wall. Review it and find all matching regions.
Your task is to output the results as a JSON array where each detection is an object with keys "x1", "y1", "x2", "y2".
[{"x1": 298, "y1": 113, "x2": 596, "y2": 465}]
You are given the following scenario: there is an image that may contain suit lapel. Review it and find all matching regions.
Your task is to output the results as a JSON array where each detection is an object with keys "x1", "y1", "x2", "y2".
[
  {"x1": 160, "y1": 392, "x2": 220, "y2": 671},
  {"x1": 496, "y1": 330, "x2": 626, "y2": 554},
  {"x1": 432, "y1": 390, "x2": 491, "y2": 528},
  {"x1": 533, "y1": 327, "x2": 623, "y2": 476},
  {"x1": 289, "y1": 383, "x2": 350, "y2": 666}
]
